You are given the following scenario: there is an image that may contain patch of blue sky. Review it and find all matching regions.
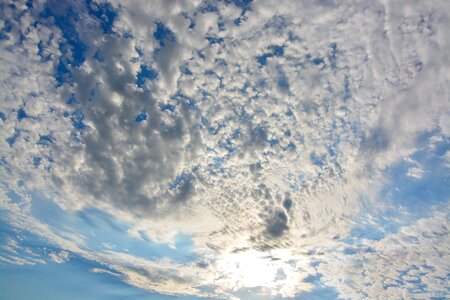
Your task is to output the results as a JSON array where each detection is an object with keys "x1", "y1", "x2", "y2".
[
  {"x1": 311, "y1": 57, "x2": 324, "y2": 65},
  {"x1": 282, "y1": 198, "x2": 293, "y2": 210},
  {"x1": 0, "y1": 17, "x2": 12, "y2": 41},
  {"x1": 208, "y1": 122, "x2": 225, "y2": 135},
  {"x1": 5, "y1": 190, "x2": 22, "y2": 204},
  {"x1": 93, "y1": 49, "x2": 105, "y2": 62},
  {"x1": 1, "y1": 210, "x2": 32, "y2": 248},
  {"x1": 135, "y1": 46, "x2": 144, "y2": 57},
  {"x1": 66, "y1": 93, "x2": 78, "y2": 106},
  {"x1": 0, "y1": 227, "x2": 53, "y2": 267},
  {"x1": 32, "y1": 156, "x2": 41, "y2": 167},
  {"x1": 183, "y1": 95, "x2": 198, "y2": 110},
  {"x1": 0, "y1": 210, "x2": 14, "y2": 236},
  {"x1": 285, "y1": 108, "x2": 294, "y2": 118},
  {"x1": 199, "y1": 112, "x2": 226, "y2": 135},
  {"x1": 269, "y1": 139, "x2": 279, "y2": 147},
  {"x1": 345, "y1": 217, "x2": 388, "y2": 245},
  {"x1": 208, "y1": 157, "x2": 225, "y2": 175},
  {"x1": 169, "y1": 173, "x2": 189, "y2": 191},
  {"x1": 380, "y1": 133, "x2": 449, "y2": 219},
  {"x1": 38, "y1": 2, "x2": 96, "y2": 86},
  {"x1": 136, "y1": 64, "x2": 158, "y2": 88},
  {"x1": 70, "y1": 109, "x2": 86, "y2": 130},
  {"x1": 257, "y1": 54, "x2": 273, "y2": 66},
  {"x1": 24, "y1": 0, "x2": 33, "y2": 9},
  {"x1": 86, "y1": 0, "x2": 117, "y2": 35},
  {"x1": 29, "y1": 194, "x2": 198, "y2": 263},
  {"x1": 217, "y1": 20, "x2": 226, "y2": 31},
  {"x1": 161, "y1": 103, "x2": 176, "y2": 112},
  {"x1": 277, "y1": 74, "x2": 290, "y2": 93},
  {"x1": 179, "y1": 12, "x2": 195, "y2": 30},
  {"x1": 346, "y1": 132, "x2": 449, "y2": 245},
  {"x1": 294, "y1": 273, "x2": 340, "y2": 300},
  {"x1": 0, "y1": 249, "x2": 205, "y2": 300},
  {"x1": 286, "y1": 141, "x2": 297, "y2": 151},
  {"x1": 204, "y1": 69, "x2": 217, "y2": 77},
  {"x1": 215, "y1": 58, "x2": 228, "y2": 67},
  {"x1": 284, "y1": 129, "x2": 292, "y2": 137},
  {"x1": 257, "y1": 45, "x2": 284, "y2": 66},
  {"x1": 397, "y1": 267, "x2": 427, "y2": 289},
  {"x1": 234, "y1": 14, "x2": 245, "y2": 25},
  {"x1": 6, "y1": 129, "x2": 20, "y2": 146},
  {"x1": 37, "y1": 41, "x2": 51, "y2": 62},
  {"x1": 309, "y1": 152, "x2": 326, "y2": 167},
  {"x1": 154, "y1": 21, "x2": 175, "y2": 48},
  {"x1": 223, "y1": 140, "x2": 236, "y2": 153},
  {"x1": 197, "y1": 49, "x2": 206, "y2": 60},
  {"x1": 230, "y1": 128, "x2": 241, "y2": 140},
  {"x1": 120, "y1": 30, "x2": 133, "y2": 39},
  {"x1": 5, "y1": 1, "x2": 28, "y2": 23},
  {"x1": 36, "y1": 134, "x2": 54, "y2": 146},
  {"x1": 17, "y1": 107, "x2": 27, "y2": 120},
  {"x1": 170, "y1": 91, "x2": 192, "y2": 105},
  {"x1": 135, "y1": 112, "x2": 148, "y2": 123},
  {"x1": 180, "y1": 64, "x2": 193, "y2": 76},
  {"x1": 0, "y1": 156, "x2": 10, "y2": 173},
  {"x1": 206, "y1": 36, "x2": 223, "y2": 44},
  {"x1": 70, "y1": 131, "x2": 83, "y2": 144},
  {"x1": 201, "y1": 116, "x2": 209, "y2": 128},
  {"x1": 197, "y1": 1, "x2": 219, "y2": 14},
  {"x1": 40, "y1": 4, "x2": 86, "y2": 67},
  {"x1": 54, "y1": 59, "x2": 72, "y2": 86},
  {"x1": 269, "y1": 45, "x2": 284, "y2": 57},
  {"x1": 225, "y1": 0, "x2": 253, "y2": 10}
]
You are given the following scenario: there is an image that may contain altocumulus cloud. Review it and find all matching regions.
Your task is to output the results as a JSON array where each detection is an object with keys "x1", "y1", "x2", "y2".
[{"x1": 0, "y1": 0, "x2": 449, "y2": 299}]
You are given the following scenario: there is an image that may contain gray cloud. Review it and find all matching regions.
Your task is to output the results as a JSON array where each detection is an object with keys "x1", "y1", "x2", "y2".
[{"x1": 265, "y1": 210, "x2": 289, "y2": 237}]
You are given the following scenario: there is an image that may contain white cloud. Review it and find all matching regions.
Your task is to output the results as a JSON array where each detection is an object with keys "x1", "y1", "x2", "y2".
[
  {"x1": 318, "y1": 206, "x2": 450, "y2": 299},
  {"x1": 48, "y1": 250, "x2": 70, "y2": 264},
  {"x1": 0, "y1": 0, "x2": 449, "y2": 298},
  {"x1": 406, "y1": 166, "x2": 425, "y2": 179}
]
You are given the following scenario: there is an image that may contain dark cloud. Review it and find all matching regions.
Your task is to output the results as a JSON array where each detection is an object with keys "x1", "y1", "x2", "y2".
[{"x1": 266, "y1": 210, "x2": 289, "y2": 237}]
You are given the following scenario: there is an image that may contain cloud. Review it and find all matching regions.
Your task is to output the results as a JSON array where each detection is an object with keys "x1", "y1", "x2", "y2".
[
  {"x1": 406, "y1": 166, "x2": 425, "y2": 179},
  {"x1": 318, "y1": 206, "x2": 450, "y2": 299},
  {"x1": 0, "y1": 0, "x2": 449, "y2": 299},
  {"x1": 48, "y1": 250, "x2": 70, "y2": 264},
  {"x1": 0, "y1": 237, "x2": 46, "y2": 266}
]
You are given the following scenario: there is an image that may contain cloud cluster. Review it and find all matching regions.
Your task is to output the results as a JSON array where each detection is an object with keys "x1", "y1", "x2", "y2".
[
  {"x1": 319, "y1": 208, "x2": 450, "y2": 299},
  {"x1": 1, "y1": 0, "x2": 449, "y2": 298}
]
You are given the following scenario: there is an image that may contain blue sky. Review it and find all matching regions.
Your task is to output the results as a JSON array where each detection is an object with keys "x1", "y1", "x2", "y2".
[
  {"x1": 1, "y1": 0, "x2": 449, "y2": 299},
  {"x1": 0, "y1": 254, "x2": 187, "y2": 300}
]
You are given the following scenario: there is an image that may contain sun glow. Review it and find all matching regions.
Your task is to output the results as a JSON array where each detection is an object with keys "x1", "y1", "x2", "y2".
[{"x1": 216, "y1": 249, "x2": 291, "y2": 292}]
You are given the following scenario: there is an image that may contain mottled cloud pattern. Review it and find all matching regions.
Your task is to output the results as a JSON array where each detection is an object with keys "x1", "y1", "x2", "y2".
[{"x1": 0, "y1": 0, "x2": 449, "y2": 299}]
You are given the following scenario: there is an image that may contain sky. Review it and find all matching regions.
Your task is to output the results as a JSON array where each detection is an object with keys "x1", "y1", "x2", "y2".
[{"x1": 0, "y1": 0, "x2": 449, "y2": 299}]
